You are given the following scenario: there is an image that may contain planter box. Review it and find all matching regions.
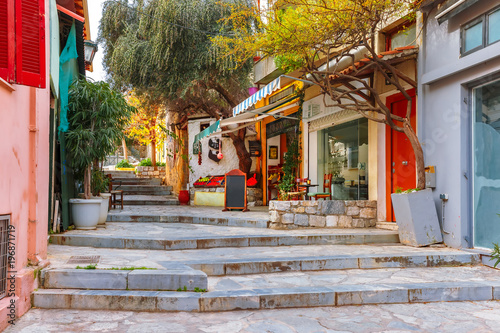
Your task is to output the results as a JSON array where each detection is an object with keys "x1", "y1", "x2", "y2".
[{"x1": 391, "y1": 188, "x2": 443, "y2": 247}]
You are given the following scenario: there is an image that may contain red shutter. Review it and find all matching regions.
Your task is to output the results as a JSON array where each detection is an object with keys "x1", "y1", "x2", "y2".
[
  {"x1": 15, "y1": 0, "x2": 46, "y2": 88},
  {"x1": 0, "y1": 0, "x2": 15, "y2": 83}
]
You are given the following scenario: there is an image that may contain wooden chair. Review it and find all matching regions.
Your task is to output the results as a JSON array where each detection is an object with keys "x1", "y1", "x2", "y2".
[
  {"x1": 107, "y1": 175, "x2": 124, "y2": 209},
  {"x1": 287, "y1": 178, "x2": 308, "y2": 200},
  {"x1": 307, "y1": 174, "x2": 332, "y2": 200}
]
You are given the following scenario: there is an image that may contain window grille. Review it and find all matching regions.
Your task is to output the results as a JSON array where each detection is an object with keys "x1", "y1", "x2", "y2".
[
  {"x1": 0, "y1": 215, "x2": 9, "y2": 300},
  {"x1": 269, "y1": 86, "x2": 296, "y2": 104}
]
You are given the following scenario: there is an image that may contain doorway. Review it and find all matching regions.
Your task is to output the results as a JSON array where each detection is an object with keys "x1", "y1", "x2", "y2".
[
  {"x1": 472, "y1": 79, "x2": 500, "y2": 249},
  {"x1": 385, "y1": 89, "x2": 417, "y2": 222}
]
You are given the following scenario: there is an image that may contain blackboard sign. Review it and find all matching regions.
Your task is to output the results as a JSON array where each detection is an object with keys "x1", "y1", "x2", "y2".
[
  {"x1": 249, "y1": 140, "x2": 261, "y2": 157},
  {"x1": 223, "y1": 169, "x2": 248, "y2": 212}
]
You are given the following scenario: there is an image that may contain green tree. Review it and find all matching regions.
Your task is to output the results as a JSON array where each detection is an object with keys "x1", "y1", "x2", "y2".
[
  {"x1": 215, "y1": 0, "x2": 427, "y2": 189},
  {"x1": 66, "y1": 79, "x2": 135, "y2": 199},
  {"x1": 99, "y1": 0, "x2": 255, "y2": 173}
]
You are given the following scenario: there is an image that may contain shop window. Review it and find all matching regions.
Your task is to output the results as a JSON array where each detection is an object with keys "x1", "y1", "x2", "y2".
[
  {"x1": 461, "y1": 6, "x2": 500, "y2": 56},
  {"x1": 385, "y1": 23, "x2": 416, "y2": 51},
  {"x1": 0, "y1": 0, "x2": 46, "y2": 88},
  {"x1": 317, "y1": 118, "x2": 368, "y2": 200}
]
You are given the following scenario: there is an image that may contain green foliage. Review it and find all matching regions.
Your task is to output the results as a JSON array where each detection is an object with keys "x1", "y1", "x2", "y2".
[
  {"x1": 66, "y1": 79, "x2": 135, "y2": 170},
  {"x1": 116, "y1": 159, "x2": 134, "y2": 168},
  {"x1": 99, "y1": 0, "x2": 253, "y2": 107},
  {"x1": 66, "y1": 78, "x2": 135, "y2": 198},
  {"x1": 491, "y1": 243, "x2": 500, "y2": 268},
  {"x1": 139, "y1": 158, "x2": 153, "y2": 166},
  {"x1": 274, "y1": 54, "x2": 306, "y2": 73},
  {"x1": 395, "y1": 187, "x2": 421, "y2": 194},
  {"x1": 76, "y1": 264, "x2": 97, "y2": 270},
  {"x1": 91, "y1": 170, "x2": 110, "y2": 196}
]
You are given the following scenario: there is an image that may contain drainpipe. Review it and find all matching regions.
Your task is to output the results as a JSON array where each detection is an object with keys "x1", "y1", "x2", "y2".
[{"x1": 28, "y1": 87, "x2": 39, "y2": 264}]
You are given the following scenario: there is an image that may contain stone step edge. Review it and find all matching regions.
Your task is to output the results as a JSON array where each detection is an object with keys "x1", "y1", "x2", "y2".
[
  {"x1": 41, "y1": 268, "x2": 207, "y2": 291},
  {"x1": 106, "y1": 215, "x2": 269, "y2": 228},
  {"x1": 174, "y1": 253, "x2": 481, "y2": 276},
  {"x1": 49, "y1": 232, "x2": 400, "y2": 250},
  {"x1": 32, "y1": 281, "x2": 500, "y2": 312}
]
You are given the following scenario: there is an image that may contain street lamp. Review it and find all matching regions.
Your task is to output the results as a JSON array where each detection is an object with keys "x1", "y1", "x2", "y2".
[{"x1": 84, "y1": 40, "x2": 98, "y2": 65}]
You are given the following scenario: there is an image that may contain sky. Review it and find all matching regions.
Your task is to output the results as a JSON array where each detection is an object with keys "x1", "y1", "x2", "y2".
[{"x1": 85, "y1": 0, "x2": 107, "y2": 82}]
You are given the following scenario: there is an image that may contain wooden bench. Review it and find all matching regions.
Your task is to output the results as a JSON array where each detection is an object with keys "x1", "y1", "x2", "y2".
[{"x1": 107, "y1": 175, "x2": 124, "y2": 210}]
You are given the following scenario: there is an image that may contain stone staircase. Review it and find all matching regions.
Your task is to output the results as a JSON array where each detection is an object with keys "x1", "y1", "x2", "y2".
[
  {"x1": 35, "y1": 218, "x2": 500, "y2": 312},
  {"x1": 106, "y1": 170, "x2": 179, "y2": 206}
]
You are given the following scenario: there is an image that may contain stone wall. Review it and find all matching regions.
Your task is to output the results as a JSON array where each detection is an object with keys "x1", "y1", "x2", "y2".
[
  {"x1": 190, "y1": 187, "x2": 263, "y2": 206},
  {"x1": 136, "y1": 166, "x2": 166, "y2": 179},
  {"x1": 269, "y1": 200, "x2": 377, "y2": 229}
]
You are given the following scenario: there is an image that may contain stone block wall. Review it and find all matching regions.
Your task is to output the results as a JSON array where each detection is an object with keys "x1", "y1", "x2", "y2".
[
  {"x1": 269, "y1": 200, "x2": 377, "y2": 229},
  {"x1": 136, "y1": 166, "x2": 166, "y2": 179},
  {"x1": 190, "y1": 187, "x2": 263, "y2": 206}
]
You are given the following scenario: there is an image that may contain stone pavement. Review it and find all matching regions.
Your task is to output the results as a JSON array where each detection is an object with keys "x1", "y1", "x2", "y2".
[
  {"x1": 8, "y1": 301, "x2": 500, "y2": 332},
  {"x1": 106, "y1": 205, "x2": 270, "y2": 227}
]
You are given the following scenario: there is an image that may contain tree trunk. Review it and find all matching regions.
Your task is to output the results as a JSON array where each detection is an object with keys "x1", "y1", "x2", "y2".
[
  {"x1": 403, "y1": 121, "x2": 425, "y2": 190},
  {"x1": 122, "y1": 138, "x2": 128, "y2": 160},
  {"x1": 151, "y1": 139, "x2": 157, "y2": 167},
  {"x1": 231, "y1": 134, "x2": 252, "y2": 174},
  {"x1": 84, "y1": 165, "x2": 91, "y2": 200}
]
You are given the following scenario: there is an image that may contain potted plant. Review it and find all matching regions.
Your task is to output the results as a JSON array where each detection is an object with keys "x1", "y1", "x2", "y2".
[
  {"x1": 66, "y1": 79, "x2": 134, "y2": 229},
  {"x1": 390, "y1": 188, "x2": 443, "y2": 247},
  {"x1": 91, "y1": 170, "x2": 111, "y2": 227}
]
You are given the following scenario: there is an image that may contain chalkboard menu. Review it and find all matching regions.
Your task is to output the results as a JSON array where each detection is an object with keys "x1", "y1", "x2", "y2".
[{"x1": 223, "y1": 169, "x2": 248, "y2": 212}]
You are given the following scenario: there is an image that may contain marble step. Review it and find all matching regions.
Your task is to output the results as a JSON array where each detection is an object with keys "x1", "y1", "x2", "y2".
[
  {"x1": 41, "y1": 267, "x2": 207, "y2": 291},
  {"x1": 121, "y1": 195, "x2": 179, "y2": 206},
  {"x1": 50, "y1": 230, "x2": 400, "y2": 251},
  {"x1": 33, "y1": 267, "x2": 500, "y2": 312}
]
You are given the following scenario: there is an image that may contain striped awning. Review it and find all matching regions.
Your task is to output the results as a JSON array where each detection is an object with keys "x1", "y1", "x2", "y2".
[
  {"x1": 233, "y1": 76, "x2": 282, "y2": 116},
  {"x1": 193, "y1": 120, "x2": 220, "y2": 146}
]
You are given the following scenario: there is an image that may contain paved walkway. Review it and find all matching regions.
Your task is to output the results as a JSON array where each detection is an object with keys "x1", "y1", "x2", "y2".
[
  {"x1": 58, "y1": 222, "x2": 394, "y2": 238},
  {"x1": 108, "y1": 205, "x2": 270, "y2": 221},
  {"x1": 9, "y1": 301, "x2": 500, "y2": 332}
]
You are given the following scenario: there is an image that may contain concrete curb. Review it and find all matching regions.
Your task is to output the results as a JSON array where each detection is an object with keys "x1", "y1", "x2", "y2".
[
  {"x1": 163, "y1": 252, "x2": 480, "y2": 276},
  {"x1": 50, "y1": 232, "x2": 400, "y2": 250},
  {"x1": 32, "y1": 281, "x2": 500, "y2": 312},
  {"x1": 106, "y1": 214, "x2": 269, "y2": 228},
  {"x1": 42, "y1": 268, "x2": 208, "y2": 291}
]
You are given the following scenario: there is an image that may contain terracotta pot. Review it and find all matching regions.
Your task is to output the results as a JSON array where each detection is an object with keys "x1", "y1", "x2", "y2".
[{"x1": 179, "y1": 190, "x2": 190, "y2": 205}]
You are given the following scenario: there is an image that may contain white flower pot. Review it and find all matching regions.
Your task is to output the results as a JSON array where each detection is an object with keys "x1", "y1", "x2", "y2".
[
  {"x1": 69, "y1": 198, "x2": 101, "y2": 230},
  {"x1": 98, "y1": 193, "x2": 111, "y2": 227}
]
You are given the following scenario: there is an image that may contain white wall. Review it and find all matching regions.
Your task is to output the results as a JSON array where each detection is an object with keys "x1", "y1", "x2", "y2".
[{"x1": 188, "y1": 118, "x2": 256, "y2": 185}]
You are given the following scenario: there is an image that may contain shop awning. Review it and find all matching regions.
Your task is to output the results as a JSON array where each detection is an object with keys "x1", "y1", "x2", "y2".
[
  {"x1": 193, "y1": 120, "x2": 220, "y2": 146},
  {"x1": 232, "y1": 74, "x2": 311, "y2": 116},
  {"x1": 193, "y1": 95, "x2": 299, "y2": 145}
]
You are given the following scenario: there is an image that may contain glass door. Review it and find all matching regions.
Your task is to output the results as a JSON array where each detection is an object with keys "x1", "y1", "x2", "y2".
[{"x1": 472, "y1": 79, "x2": 500, "y2": 249}]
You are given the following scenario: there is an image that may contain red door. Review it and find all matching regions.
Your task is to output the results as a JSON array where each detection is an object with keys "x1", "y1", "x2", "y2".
[{"x1": 386, "y1": 90, "x2": 417, "y2": 222}]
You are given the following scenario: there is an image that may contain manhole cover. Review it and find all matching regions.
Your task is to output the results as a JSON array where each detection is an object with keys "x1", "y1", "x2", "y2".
[{"x1": 66, "y1": 255, "x2": 101, "y2": 265}]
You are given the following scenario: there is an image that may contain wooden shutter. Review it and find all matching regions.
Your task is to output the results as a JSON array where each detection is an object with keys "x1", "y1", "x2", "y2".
[
  {"x1": 15, "y1": 0, "x2": 46, "y2": 88},
  {"x1": 0, "y1": 0, "x2": 14, "y2": 83}
]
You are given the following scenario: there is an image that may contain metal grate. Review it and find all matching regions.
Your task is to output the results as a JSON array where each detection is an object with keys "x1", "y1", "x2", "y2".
[
  {"x1": 0, "y1": 215, "x2": 10, "y2": 300},
  {"x1": 66, "y1": 255, "x2": 101, "y2": 265}
]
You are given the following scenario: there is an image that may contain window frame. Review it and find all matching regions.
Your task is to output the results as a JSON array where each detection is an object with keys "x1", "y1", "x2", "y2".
[
  {"x1": 384, "y1": 21, "x2": 416, "y2": 52},
  {"x1": 461, "y1": 5, "x2": 500, "y2": 57}
]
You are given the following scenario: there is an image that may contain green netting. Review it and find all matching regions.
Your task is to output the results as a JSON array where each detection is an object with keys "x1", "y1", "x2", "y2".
[{"x1": 58, "y1": 22, "x2": 79, "y2": 133}]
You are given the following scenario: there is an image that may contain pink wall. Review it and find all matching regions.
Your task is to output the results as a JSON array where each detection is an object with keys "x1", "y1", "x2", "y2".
[{"x1": 0, "y1": 0, "x2": 50, "y2": 328}]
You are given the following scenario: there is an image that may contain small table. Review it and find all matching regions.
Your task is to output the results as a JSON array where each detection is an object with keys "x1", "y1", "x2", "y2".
[{"x1": 298, "y1": 184, "x2": 318, "y2": 200}]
